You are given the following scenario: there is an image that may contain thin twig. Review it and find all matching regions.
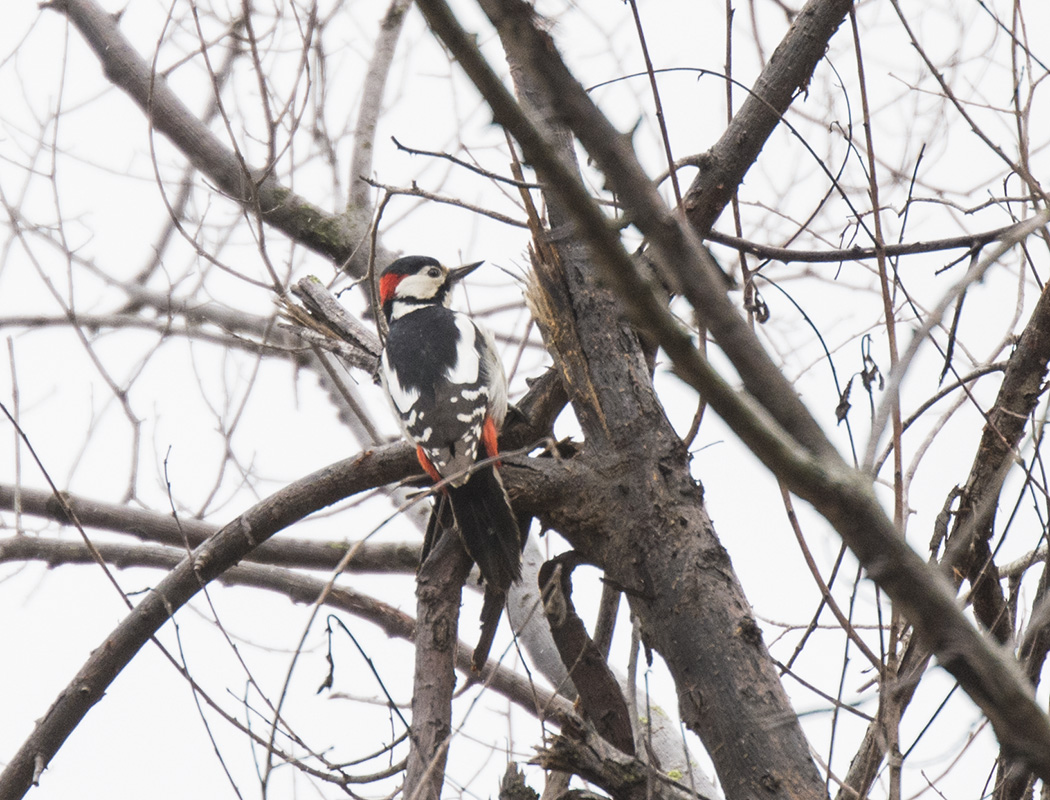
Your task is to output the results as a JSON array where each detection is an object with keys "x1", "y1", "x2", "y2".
[
  {"x1": 362, "y1": 177, "x2": 529, "y2": 230},
  {"x1": 705, "y1": 223, "x2": 1024, "y2": 265},
  {"x1": 392, "y1": 136, "x2": 541, "y2": 189}
]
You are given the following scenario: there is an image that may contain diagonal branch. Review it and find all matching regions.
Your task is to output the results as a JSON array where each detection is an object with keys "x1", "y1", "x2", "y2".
[
  {"x1": 449, "y1": 3, "x2": 829, "y2": 798},
  {"x1": 0, "y1": 482, "x2": 419, "y2": 572},
  {"x1": 840, "y1": 271, "x2": 1050, "y2": 796},
  {"x1": 0, "y1": 443, "x2": 410, "y2": 800},
  {"x1": 682, "y1": 0, "x2": 855, "y2": 237},
  {"x1": 0, "y1": 535, "x2": 570, "y2": 721},
  {"x1": 45, "y1": 0, "x2": 368, "y2": 271},
  {"x1": 410, "y1": 0, "x2": 1050, "y2": 783},
  {"x1": 348, "y1": 0, "x2": 414, "y2": 219},
  {"x1": 474, "y1": 0, "x2": 835, "y2": 461}
]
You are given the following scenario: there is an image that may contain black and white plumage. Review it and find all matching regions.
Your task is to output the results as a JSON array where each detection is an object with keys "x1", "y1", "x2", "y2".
[{"x1": 379, "y1": 255, "x2": 522, "y2": 591}]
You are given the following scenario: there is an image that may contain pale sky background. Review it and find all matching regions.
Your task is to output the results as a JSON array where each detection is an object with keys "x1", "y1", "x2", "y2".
[{"x1": 2, "y1": 0, "x2": 1049, "y2": 797}]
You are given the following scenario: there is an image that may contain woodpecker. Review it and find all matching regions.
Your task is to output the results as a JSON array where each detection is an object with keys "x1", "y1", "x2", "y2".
[{"x1": 379, "y1": 255, "x2": 522, "y2": 591}]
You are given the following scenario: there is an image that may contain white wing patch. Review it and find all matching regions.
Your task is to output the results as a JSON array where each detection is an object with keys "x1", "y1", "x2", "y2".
[
  {"x1": 478, "y1": 326, "x2": 508, "y2": 428},
  {"x1": 446, "y1": 315, "x2": 481, "y2": 384}
]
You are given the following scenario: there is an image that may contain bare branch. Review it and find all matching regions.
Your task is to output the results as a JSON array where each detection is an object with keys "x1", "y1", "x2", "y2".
[
  {"x1": 362, "y1": 177, "x2": 530, "y2": 229},
  {"x1": 0, "y1": 443, "x2": 412, "y2": 800},
  {"x1": 683, "y1": 0, "x2": 854, "y2": 236},
  {"x1": 533, "y1": 718, "x2": 718, "y2": 800},
  {"x1": 413, "y1": 0, "x2": 1050, "y2": 783},
  {"x1": 45, "y1": 0, "x2": 368, "y2": 271},
  {"x1": 0, "y1": 481, "x2": 419, "y2": 572},
  {"x1": 404, "y1": 529, "x2": 474, "y2": 800},
  {"x1": 0, "y1": 535, "x2": 569, "y2": 720},
  {"x1": 705, "y1": 222, "x2": 1025, "y2": 265},
  {"x1": 348, "y1": 0, "x2": 414, "y2": 219}
]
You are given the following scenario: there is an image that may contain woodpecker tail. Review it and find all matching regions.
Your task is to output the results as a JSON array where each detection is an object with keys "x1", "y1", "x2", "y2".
[{"x1": 446, "y1": 464, "x2": 522, "y2": 592}]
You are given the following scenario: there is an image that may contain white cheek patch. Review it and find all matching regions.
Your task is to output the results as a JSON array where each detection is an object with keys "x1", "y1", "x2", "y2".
[
  {"x1": 445, "y1": 316, "x2": 481, "y2": 384},
  {"x1": 394, "y1": 273, "x2": 441, "y2": 301}
]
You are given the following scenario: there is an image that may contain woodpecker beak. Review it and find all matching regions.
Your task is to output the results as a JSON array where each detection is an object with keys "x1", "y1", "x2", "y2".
[{"x1": 448, "y1": 261, "x2": 484, "y2": 283}]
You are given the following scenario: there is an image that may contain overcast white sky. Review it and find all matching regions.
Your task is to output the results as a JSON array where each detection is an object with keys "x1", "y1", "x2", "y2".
[{"x1": 2, "y1": 0, "x2": 1049, "y2": 797}]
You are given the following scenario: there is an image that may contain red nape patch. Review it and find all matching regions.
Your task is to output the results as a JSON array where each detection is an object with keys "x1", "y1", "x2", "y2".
[
  {"x1": 482, "y1": 416, "x2": 501, "y2": 464},
  {"x1": 379, "y1": 273, "x2": 404, "y2": 306}
]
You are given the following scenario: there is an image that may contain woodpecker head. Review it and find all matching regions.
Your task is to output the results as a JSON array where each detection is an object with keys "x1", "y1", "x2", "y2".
[{"x1": 379, "y1": 255, "x2": 483, "y2": 321}]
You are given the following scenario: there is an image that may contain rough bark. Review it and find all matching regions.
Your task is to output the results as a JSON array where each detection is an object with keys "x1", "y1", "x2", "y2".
[
  {"x1": 533, "y1": 717, "x2": 719, "y2": 800},
  {"x1": 464, "y1": 3, "x2": 831, "y2": 797},
  {"x1": 415, "y1": 0, "x2": 1050, "y2": 785},
  {"x1": 524, "y1": 454, "x2": 827, "y2": 800},
  {"x1": 477, "y1": 0, "x2": 836, "y2": 461},
  {"x1": 539, "y1": 555, "x2": 635, "y2": 756},
  {"x1": 404, "y1": 530, "x2": 474, "y2": 800},
  {"x1": 26, "y1": 0, "x2": 1050, "y2": 794}
]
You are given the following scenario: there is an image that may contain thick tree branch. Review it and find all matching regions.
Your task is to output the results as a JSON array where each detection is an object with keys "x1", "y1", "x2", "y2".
[
  {"x1": 533, "y1": 718, "x2": 719, "y2": 800},
  {"x1": 471, "y1": 0, "x2": 836, "y2": 461},
  {"x1": 538, "y1": 555, "x2": 634, "y2": 756},
  {"x1": 411, "y1": 0, "x2": 1050, "y2": 784},
  {"x1": 404, "y1": 529, "x2": 474, "y2": 800},
  {"x1": 446, "y1": 4, "x2": 829, "y2": 798},
  {"x1": 682, "y1": 0, "x2": 855, "y2": 237}
]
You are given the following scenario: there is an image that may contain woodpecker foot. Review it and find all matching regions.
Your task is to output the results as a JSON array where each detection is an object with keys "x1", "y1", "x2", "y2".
[{"x1": 503, "y1": 402, "x2": 529, "y2": 429}]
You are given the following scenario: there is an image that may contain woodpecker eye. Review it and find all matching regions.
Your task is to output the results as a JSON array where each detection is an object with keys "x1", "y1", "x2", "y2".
[{"x1": 427, "y1": 267, "x2": 441, "y2": 278}]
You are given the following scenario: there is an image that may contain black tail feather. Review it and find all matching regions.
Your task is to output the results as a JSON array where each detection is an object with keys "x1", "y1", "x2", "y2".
[
  {"x1": 446, "y1": 465, "x2": 522, "y2": 592},
  {"x1": 471, "y1": 584, "x2": 506, "y2": 674}
]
